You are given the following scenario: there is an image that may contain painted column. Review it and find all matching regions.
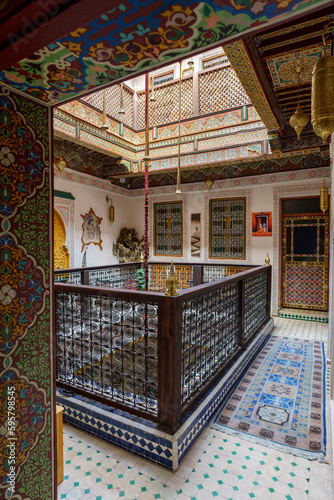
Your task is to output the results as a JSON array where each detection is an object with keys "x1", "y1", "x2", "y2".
[{"x1": 0, "y1": 88, "x2": 55, "y2": 498}]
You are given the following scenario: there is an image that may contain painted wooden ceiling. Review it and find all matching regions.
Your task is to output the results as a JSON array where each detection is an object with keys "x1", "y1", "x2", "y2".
[
  {"x1": 224, "y1": 5, "x2": 334, "y2": 137},
  {"x1": 0, "y1": 0, "x2": 332, "y2": 106}
]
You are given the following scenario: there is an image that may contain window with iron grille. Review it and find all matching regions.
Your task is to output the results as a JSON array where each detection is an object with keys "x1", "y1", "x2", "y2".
[
  {"x1": 209, "y1": 198, "x2": 246, "y2": 259},
  {"x1": 154, "y1": 201, "x2": 183, "y2": 256}
]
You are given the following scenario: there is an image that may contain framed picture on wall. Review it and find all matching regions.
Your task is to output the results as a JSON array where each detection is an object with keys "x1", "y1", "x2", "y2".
[
  {"x1": 81, "y1": 208, "x2": 103, "y2": 251},
  {"x1": 252, "y1": 212, "x2": 272, "y2": 236}
]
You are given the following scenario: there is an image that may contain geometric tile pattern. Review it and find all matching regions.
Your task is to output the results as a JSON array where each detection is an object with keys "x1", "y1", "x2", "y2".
[
  {"x1": 284, "y1": 264, "x2": 326, "y2": 310},
  {"x1": 58, "y1": 318, "x2": 333, "y2": 500},
  {"x1": 279, "y1": 308, "x2": 328, "y2": 324}
]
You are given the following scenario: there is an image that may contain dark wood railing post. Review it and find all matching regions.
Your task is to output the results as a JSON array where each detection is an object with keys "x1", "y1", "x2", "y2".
[
  {"x1": 81, "y1": 269, "x2": 89, "y2": 286},
  {"x1": 193, "y1": 265, "x2": 202, "y2": 286},
  {"x1": 266, "y1": 266, "x2": 272, "y2": 318},
  {"x1": 238, "y1": 279, "x2": 245, "y2": 347},
  {"x1": 158, "y1": 295, "x2": 182, "y2": 430}
]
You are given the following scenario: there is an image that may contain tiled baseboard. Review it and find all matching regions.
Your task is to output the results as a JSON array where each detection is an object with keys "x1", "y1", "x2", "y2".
[
  {"x1": 57, "y1": 318, "x2": 274, "y2": 471},
  {"x1": 278, "y1": 308, "x2": 328, "y2": 323}
]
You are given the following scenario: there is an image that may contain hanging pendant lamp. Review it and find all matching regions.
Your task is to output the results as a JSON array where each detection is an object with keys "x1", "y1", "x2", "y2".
[
  {"x1": 119, "y1": 83, "x2": 125, "y2": 115},
  {"x1": 289, "y1": 65, "x2": 308, "y2": 140},
  {"x1": 55, "y1": 154, "x2": 67, "y2": 175},
  {"x1": 101, "y1": 89, "x2": 109, "y2": 132},
  {"x1": 320, "y1": 178, "x2": 329, "y2": 213},
  {"x1": 176, "y1": 61, "x2": 182, "y2": 194},
  {"x1": 311, "y1": 23, "x2": 334, "y2": 144}
]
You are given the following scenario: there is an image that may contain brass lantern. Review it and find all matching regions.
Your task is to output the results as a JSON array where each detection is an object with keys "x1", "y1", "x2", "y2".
[
  {"x1": 205, "y1": 176, "x2": 214, "y2": 191},
  {"x1": 55, "y1": 154, "x2": 66, "y2": 175},
  {"x1": 320, "y1": 178, "x2": 329, "y2": 213},
  {"x1": 311, "y1": 25, "x2": 334, "y2": 144},
  {"x1": 289, "y1": 65, "x2": 308, "y2": 140}
]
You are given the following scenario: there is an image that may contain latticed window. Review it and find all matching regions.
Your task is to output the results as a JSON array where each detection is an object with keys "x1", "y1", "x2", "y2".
[
  {"x1": 209, "y1": 198, "x2": 246, "y2": 259},
  {"x1": 199, "y1": 66, "x2": 249, "y2": 114},
  {"x1": 153, "y1": 202, "x2": 183, "y2": 256}
]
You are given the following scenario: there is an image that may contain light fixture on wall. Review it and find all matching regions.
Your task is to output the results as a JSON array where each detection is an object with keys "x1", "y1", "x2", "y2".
[
  {"x1": 311, "y1": 22, "x2": 334, "y2": 144},
  {"x1": 119, "y1": 83, "x2": 125, "y2": 115},
  {"x1": 188, "y1": 58, "x2": 194, "y2": 67},
  {"x1": 205, "y1": 176, "x2": 214, "y2": 191},
  {"x1": 101, "y1": 89, "x2": 109, "y2": 132},
  {"x1": 289, "y1": 63, "x2": 309, "y2": 140},
  {"x1": 55, "y1": 154, "x2": 67, "y2": 175},
  {"x1": 320, "y1": 178, "x2": 329, "y2": 213},
  {"x1": 106, "y1": 196, "x2": 115, "y2": 222}
]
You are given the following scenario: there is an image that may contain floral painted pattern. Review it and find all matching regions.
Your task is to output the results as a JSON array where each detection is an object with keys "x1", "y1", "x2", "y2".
[
  {"x1": 0, "y1": 88, "x2": 52, "y2": 498},
  {"x1": 0, "y1": 0, "x2": 322, "y2": 104}
]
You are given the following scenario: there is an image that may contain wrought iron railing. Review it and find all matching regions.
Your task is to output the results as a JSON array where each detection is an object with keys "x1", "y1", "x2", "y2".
[
  {"x1": 56, "y1": 285, "x2": 160, "y2": 415},
  {"x1": 54, "y1": 262, "x2": 257, "y2": 290},
  {"x1": 55, "y1": 263, "x2": 271, "y2": 430}
]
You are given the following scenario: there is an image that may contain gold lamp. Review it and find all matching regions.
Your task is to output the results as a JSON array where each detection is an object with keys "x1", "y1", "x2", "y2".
[
  {"x1": 55, "y1": 154, "x2": 66, "y2": 175},
  {"x1": 205, "y1": 176, "x2": 214, "y2": 191},
  {"x1": 320, "y1": 178, "x2": 329, "y2": 213},
  {"x1": 289, "y1": 64, "x2": 309, "y2": 140},
  {"x1": 311, "y1": 23, "x2": 334, "y2": 144}
]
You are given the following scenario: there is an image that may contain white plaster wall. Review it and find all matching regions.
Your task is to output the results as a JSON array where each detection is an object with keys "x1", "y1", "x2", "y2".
[
  {"x1": 54, "y1": 174, "x2": 145, "y2": 267},
  {"x1": 54, "y1": 169, "x2": 329, "y2": 319}
]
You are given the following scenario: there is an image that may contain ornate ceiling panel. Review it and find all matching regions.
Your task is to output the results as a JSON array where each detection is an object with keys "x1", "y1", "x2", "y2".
[{"x1": 0, "y1": 0, "x2": 330, "y2": 106}]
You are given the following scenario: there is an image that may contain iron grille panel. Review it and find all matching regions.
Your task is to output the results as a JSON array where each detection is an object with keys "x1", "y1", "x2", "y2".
[
  {"x1": 54, "y1": 271, "x2": 81, "y2": 284},
  {"x1": 244, "y1": 271, "x2": 267, "y2": 341},
  {"x1": 88, "y1": 265, "x2": 141, "y2": 288},
  {"x1": 149, "y1": 264, "x2": 193, "y2": 292},
  {"x1": 209, "y1": 198, "x2": 246, "y2": 259},
  {"x1": 56, "y1": 291, "x2": 159, "y2": 413},
  {"x1": 181, "y1": 283, "x2": 240, "y2": 404}
]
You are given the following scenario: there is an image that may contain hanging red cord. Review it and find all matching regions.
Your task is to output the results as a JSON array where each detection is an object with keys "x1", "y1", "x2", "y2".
[{"x1": 144, "y1": 73, "x2": 149, "y2": 291}]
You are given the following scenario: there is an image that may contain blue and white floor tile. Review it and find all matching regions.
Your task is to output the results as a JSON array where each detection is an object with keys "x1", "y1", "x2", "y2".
[{"x1": 58, "y1": 319, "x2": 333, "y2": 500}]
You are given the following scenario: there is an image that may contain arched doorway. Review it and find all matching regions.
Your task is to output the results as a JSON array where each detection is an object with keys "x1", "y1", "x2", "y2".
[{"x1": 54, "y1": 209, "x2": 69, "y2": 270}]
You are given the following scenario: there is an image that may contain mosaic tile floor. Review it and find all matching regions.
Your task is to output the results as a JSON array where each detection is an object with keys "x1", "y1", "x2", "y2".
[{"x1": 58, "y1": 319, "x2": 333, "y2": 500}]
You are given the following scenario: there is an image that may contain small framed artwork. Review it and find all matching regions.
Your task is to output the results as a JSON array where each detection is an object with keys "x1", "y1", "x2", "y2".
[
  {"x1": 81, "y1": 208, "x2": 103, "y2": 251},
  {"x1": 191, "y1": 213, "x2": 201, "y2": 257},
  {"x1": 252, "y1": 212, "x2": 272, "y2": 236}
]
